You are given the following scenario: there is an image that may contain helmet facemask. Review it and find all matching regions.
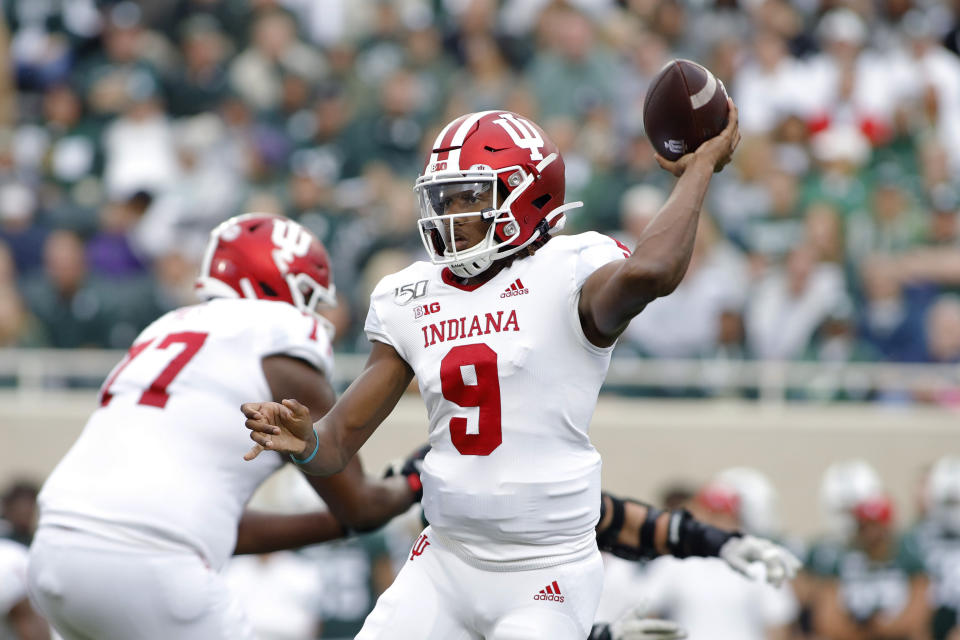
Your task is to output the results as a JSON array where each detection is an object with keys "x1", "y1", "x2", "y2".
[{"x1": 414, "y1": 159, "x2": 560, "y2": 278}]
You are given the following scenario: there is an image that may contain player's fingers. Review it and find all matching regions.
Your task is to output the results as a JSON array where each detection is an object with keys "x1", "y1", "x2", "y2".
[
  {"x1": 654, "y1": 153, "x2": 674, "y2": 172},
  {"x1": 240, "y1": 402, "x2": 264, "y2": 419},
  {"x1": 243, "y1": 443, "x2": 264, "y2": 461},
  {"x1": 726, "y1": 97, "x2": 738, "y2": 128},
  {"x1": 248, "y1": 430, "x2": 274, "y2": 449},
  {"x1": 282, "y1": 398, "x2": 310, "y2": 419},
  {"x1": 244, "y1": 417, "x2": 281, "y2": 435}
]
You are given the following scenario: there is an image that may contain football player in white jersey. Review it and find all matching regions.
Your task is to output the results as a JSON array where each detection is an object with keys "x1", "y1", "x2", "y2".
[
  {"x1": 27, "y1": 214, "x2": 417, "y2": 640},
  {"x1": 243, "y1": 103, "x2": 799, "y2": 639}
]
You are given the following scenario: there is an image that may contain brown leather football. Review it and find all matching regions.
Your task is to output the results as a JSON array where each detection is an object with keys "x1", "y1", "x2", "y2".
[{"x1": 642, "y1": 59, "x2": 729, "y2": 161}]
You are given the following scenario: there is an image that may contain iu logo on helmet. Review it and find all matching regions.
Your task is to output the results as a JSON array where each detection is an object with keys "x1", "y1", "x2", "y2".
[
  {"x1": 271, "y1": 219, "x2": 312, "y2": 274},
  {"x1": 493, "y1": 113, "x2": 544, "y2": 161}
]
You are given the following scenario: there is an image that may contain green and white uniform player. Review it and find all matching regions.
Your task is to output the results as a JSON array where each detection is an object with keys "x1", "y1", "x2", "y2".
[{"x1": 810, "y1": 499, "x2": 929, "y2": 640}]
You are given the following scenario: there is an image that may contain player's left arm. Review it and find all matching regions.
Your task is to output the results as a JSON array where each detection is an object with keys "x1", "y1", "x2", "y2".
[
  {"x1": 262, "y1": 354, "x2": 416, "y2": 532},
  {"x1": 597, "y1": 491, "x2": 800, "y2": 587},
  {"x1": 577, "y1": 99, "x2": 740, "y2": 348},
  {"x1": 243, "y1": 341, "x2": 415, "y2": 476}
]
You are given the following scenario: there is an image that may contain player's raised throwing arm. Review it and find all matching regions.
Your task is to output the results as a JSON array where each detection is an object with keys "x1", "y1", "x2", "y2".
[
  {"x1": 578, "y1": 99, "x2": 740, "y2": 348},
  {"x1": 242, "y1": 341, "x2": 415, "y2": 476}
]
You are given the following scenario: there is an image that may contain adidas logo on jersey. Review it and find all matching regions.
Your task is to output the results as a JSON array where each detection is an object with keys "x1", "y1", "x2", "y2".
[
  {"x1": 500, "y1": 279, "x2": 529, "y2": 298},
  {"x1": 533, "y1": 580, "x2": 564, "y2": 603}
]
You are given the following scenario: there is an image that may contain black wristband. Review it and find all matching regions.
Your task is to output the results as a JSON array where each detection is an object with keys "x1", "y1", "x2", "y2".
[
  {"x1": 666, "y1": 509, "x2": 742, "y2": 558},
  {"x1": 588, "y1": 623, "x2": 612, "y2": 640}
]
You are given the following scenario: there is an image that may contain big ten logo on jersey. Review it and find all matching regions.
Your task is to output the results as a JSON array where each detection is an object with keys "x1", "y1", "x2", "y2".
[
  {"x1": 270, "y1": 219, "x2": 312, "y2": 274},
  {"x1": 414, "y1": 302, "x2": 441, "y2": 319},
  {"x1": 493, "y1": 113, "x2": 544, "y2": 161},
  {"x1": 394, "y1": 279, "x2": 428, "y2": 305}
]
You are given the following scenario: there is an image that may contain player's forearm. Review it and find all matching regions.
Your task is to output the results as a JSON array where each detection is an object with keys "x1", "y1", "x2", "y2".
[
  {"x1": 627, "y1": 155, "x2": 714, "y2": 297},
  {"x1": 334, "y1": 475, "x2": 416, "y2": 532},
  {"x1": 233, "y1": 509, "x2": 346, "y2": 555},
  {"x1": 584, "y1": 157, "x2": 716, "y2": 338},
  {"x1": 596, "y1": 493, "x2": 670, "y2": 558},
  {"x1": 305, "y1": 456, "x2": 417, "y2": 532},
  {"x1": 597, "y1": 492, "x2": 740, "y2": 561},
  {"x1": 298, "y1": 346, "x2": 414, "y2": 476}
]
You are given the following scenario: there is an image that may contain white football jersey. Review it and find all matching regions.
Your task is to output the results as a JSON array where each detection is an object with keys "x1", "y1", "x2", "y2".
[
  {"x1": 365, "y1": 232, "x2": 629, "y2": 569},
  {"x1": 38, "y1": 298, "x2": 334, "y2": 571}
]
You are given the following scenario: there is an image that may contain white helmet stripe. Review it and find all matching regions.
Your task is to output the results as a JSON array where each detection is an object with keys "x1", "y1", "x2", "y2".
[
  {"x1": 429, "y1": 115, "x2": 464, "y2": 166},
  {"x1": 446, "y1": 110, "x2": 497, "y2": 169}
]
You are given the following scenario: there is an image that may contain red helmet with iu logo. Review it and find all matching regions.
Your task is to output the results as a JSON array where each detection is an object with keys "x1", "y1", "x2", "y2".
[
  {"x1": 414, "y1": 110, "x2": 583, "y2": 278},
  {"x1": 195, "y1": 213, "x2": 336, "y2": 318}
]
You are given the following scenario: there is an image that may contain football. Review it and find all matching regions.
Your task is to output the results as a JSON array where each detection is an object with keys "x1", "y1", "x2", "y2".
[{"x1": 642, "y1": 59, "x2": 729, "y2": 161}]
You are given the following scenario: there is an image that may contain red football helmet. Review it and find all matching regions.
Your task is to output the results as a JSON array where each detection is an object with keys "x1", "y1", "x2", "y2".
[
  {"x1": 414, "y1": 110, "x2": 583, "y2": 278},
  {"x1": 195, "y1": 214, "x2": 336, "y2": 318}
]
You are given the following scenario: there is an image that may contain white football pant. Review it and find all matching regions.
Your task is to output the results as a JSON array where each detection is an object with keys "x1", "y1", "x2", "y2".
[
  {"x1": 357, "y1": 526, "x2": 604, "y2": 640},
  {"x1": 27, "y1": 527, "x2": 256, "y2": 640}
]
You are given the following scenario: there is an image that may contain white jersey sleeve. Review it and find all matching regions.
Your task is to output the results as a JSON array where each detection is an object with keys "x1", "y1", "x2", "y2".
[
  {"x1": 364, "y1": 264, "x2": 431, "y2": 363},
  {"x1": 261, "y1": 306, "x2": 335, "y2": 379},
  {"x1": 573, "y1": 231, "x2": 632, "y2": 290},
  {"x1": 364, "y1": 289, "x2": 405, "y2": 360}
]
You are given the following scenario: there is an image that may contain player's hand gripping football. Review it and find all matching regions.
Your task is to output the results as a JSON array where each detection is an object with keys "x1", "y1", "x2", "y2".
[
  {"x1": 718, "y1": 534, "x2": 802, "y2": 588},
  {"x1": 241, "y1": 399, "x2": 316, "y2": 461},
  {"x1": 655, "y1": 98, "x2": 740, "y2": 177}
]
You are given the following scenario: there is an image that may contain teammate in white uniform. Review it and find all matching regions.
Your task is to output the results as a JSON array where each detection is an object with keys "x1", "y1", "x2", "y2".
[
  {"x1": 27, "y1": 215, "x2": 416, "y2": 640},
  {"x1": 243, "y1": 104, "x2": 799, "y2": 639}
]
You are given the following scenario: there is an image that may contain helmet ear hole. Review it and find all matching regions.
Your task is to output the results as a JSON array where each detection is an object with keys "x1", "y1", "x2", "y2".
[{"x1": 532, "y1": 194, "x2": 551, "y2": 209}]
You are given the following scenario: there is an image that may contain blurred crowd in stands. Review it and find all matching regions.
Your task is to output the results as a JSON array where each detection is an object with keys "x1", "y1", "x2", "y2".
[
  {"x1": 0, "y1": 0, "x2": 959, "y2": 401},
  {"x1": 5, "y1": 455, "x2": 960, "y2": 639}
]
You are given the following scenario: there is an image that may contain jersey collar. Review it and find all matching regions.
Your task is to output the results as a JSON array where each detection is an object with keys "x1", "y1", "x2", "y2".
[{"x1": 441, "y1": 267, "x2": 488, "y2": 291}]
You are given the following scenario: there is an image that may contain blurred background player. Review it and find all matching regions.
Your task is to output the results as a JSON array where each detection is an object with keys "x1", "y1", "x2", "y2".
[
  {"x1": 911, "y1": 456, "x2": 960, "y2": 640},
  {"x1": 0, "y1": 481, "x2": 39, "y2": 548},
  {"x1": 26, "y1": 214, "x2": 415, "y2": 640},
  {"x1": 810, "y1": 491, "x2": 929, "y2": 640}
]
